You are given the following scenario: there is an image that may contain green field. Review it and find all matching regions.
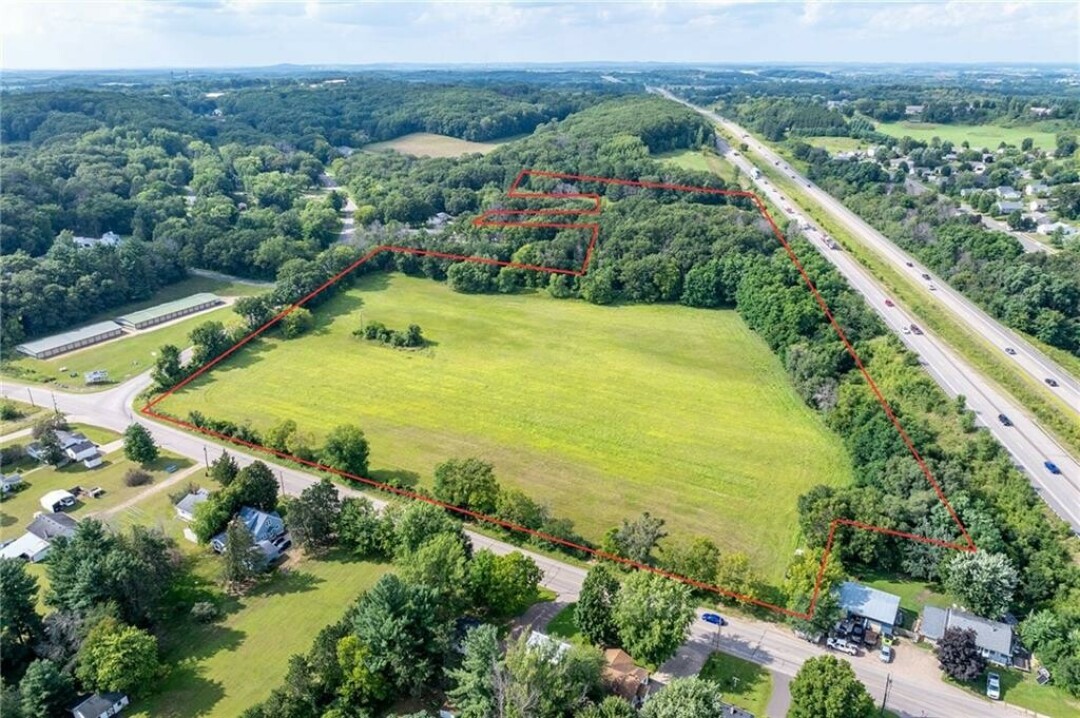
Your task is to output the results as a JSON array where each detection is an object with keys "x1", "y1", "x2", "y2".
[
  {"x1": 947, "y1": 668, "x2": 1080, "y2": 718},
  {"x1": 699, "y1": 652, "x2": 773, "y2": 717},
  {"x1": 2, "y1": 276, "x2": 260, "y2": 392},
  {"x1": 654, "y1": 148, "x2": 745, "y2": 187},
  {"x1": 872, "y1": 120, "x2": 1058, "y2": 150},
  {"x1": 0, "y1": 399, "x2": 46, "y2": 436},
  {"x1": 365, "y1": 131, "x2": 516, "y2": 158},
  {"x1": 160, "y1": 273, "x2": 853, "y2": 580},
  {"x1": 794, "y1": 136, "x2": 872, "y2": 154}
]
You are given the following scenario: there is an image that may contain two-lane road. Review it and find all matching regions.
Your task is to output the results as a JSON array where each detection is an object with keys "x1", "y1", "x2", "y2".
[{"x1": 653, "y1": 88, "x2": 1080, "y2": 532}]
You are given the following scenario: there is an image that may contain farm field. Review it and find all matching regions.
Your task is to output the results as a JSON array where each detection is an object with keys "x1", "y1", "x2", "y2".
[
  {"x1": 1, "y1": 276, "x2": 260, "y2": 391},
  {"x1": 872, "y1": 120, "x2": 1058, "y2": 150},
  {"x1": 364, "y1": 131, "x2": 518, "y2": 157},
  {"x1": 160, "y1": 273, "x2": 854, "y2": 581},
  {"x1": 793, "y1": 135, "x2": 871, "y2": 153},
  {"x1": 654, "y1": 148, "x2": 744, "y2": 187}
]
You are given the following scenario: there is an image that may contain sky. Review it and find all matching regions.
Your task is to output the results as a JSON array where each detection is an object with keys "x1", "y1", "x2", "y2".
[{"x1": 2, "y1": 1, "x2": 1078, "y2": 70}]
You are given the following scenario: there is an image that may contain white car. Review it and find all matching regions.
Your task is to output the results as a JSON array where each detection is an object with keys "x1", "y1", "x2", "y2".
[
  {"x1": 826, "y1": 637, "x2": 859, "y2": 656},
  {"x1": 986, "y1": 672, "x2": 1001, "y2": 700}
]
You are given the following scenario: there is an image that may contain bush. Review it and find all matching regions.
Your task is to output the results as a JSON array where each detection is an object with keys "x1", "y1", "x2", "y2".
[
  {"x1": 123, "y1": 469, "x2": 152, "y2": 487},
  {"x1": 0, "y1": 401, "x2": 22, "y2": 421},
  {"x1": 0, "y1": 444, "x2": 24, "y2": 468},
  {"x1": 190, "y1": 602, "x2": 220, "y2": 623}
]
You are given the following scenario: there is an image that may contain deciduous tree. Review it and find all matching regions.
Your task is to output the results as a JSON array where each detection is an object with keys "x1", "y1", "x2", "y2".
[
  {"x1": 612, "y1": 572, "x2": 694, "y2": 666},
  {"x1": 788, "y1": 655, "x2": 874, "y2": 718},
  {"x1": 123, "y1": 423, "x2": 159, "y2": 465},
  {"x1": 576, "y1": 563, "x2": 621, "y2": 648},
  {"x1": 76, "y1": 617, "x2": 161, "y2": 696},
  {"x1": 936, "y1": 627, "x2": 986, "y2": 681}
]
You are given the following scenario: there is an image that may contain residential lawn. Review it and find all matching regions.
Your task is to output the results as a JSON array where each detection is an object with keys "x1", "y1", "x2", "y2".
[
  {"x1": 857, "y1": 571, "x2": 957, "y2": 629},
  {"x1": 0, "y1": 399, "x2": 46, "y2": 436},
  {"x1": 1, "y1": 276, "x2": 259, "y2": 392},
  {"x1": 68, "y1": 423, "x2": 123, "y2": 446},
  {"x1": 126, "y1": 551, "x2": 392, "y2": 718},
  {"x1": 0, "y1": 448, "x2": 194, "y2": 538},
  {"x1": 872, "y1": 120, "x2": 1058, "y2": 150},
  {"x1": 159, "y1": 273, "x2": 854, "y2": 582},
  {"x1": 547, "y1": 603, "x2": 585, "y2": 645},
  {"x1": 946, "y1": 667, "x2": 1080, "y2": 718},
  {"x1": 699, "y1": 651, "x2": 773, "y2": 718},
  {"x1": 364, "y1": 132, "x2": 517, "y2": 158}
]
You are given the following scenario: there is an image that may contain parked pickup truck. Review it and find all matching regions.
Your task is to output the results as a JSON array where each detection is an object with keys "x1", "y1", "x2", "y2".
[{"x1": 826, "y1": 637, "x2": 859, "y2": 656}]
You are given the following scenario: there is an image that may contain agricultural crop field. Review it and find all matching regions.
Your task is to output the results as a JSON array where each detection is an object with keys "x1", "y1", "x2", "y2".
[
  {"x1": 160, "y1": 273, "x2": 855, "y2": 581},
  {"x1": 872, "y1": 120, "x2": 1058, "y2": 150},
  {"x1": 364, "y1": 131, "x2": 515, "y2": 157}
]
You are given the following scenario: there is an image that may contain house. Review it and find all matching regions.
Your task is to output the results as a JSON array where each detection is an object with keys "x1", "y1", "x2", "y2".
[
  {"x1": 26, "y1": 429, "x2": 102, "y2": 468},
  {"x1": 904, "y1": 105, "x2": 925, "y2": 116},
  {"x1": 40, "y1": 489, "x2": 77, "y2": 513},
  {"x1": 603, "y1": 648, "x2": 650, "y2": 707},
  {"x1": 995, "y1": 201, "x2": 1024, "y2": 215},
  {"x1": 84, "y1": 370, "x2": 109, "y2": 385},
  {"x1": 919, "y1": 607, "x2": 1015, "y2": 666},
  {"x1": 427, "y1": 211, "x2": 453, "y2": 228},
  {"x1": 175, "y1": 488, "x2": 210, "y2": 522},
  {"x1": 1029, "y1": 106, "x2": 1053, "y2": 117},
  {"x1": 1025, "y1": 182, "x2": 1050, "y2": 196},
  {"x1": 71, "y1": 232, "x2": 121, "y2": 250},
  {"x1": 1030, "y1": 212, "x2": 1053, "y2": 226},
  {"x1": 1, "y1": 473, "x2": 23, "y2": 494},
  {"x1": 525, "y1": 630, "x2": 572, "y2": 662},
  {"x1": 210, "y1": 506, "x2": 286, "y2": 552},
  {"x1": 995, "y1": 186, "x2": 1021, "y2": 200},
  {"x1": 838, "y1": 581, "x2": 901, "y2": 636},
  {"x1": 0, "y1": 512, "x2": 77, "y2": 562},
  {"x1": 70, "y1": 692, "x2": 129, "y2": 718},
  {"x1": 1037, "y1": 222, "x2": 1078, "y2": 236}
]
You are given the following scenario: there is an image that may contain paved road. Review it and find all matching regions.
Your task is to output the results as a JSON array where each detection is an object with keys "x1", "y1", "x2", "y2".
[
  {"x1": 0, "y1": 375, "x2": 1046, "y2": 717},
  {"x1": 652, "y1": 88, "x2": 1080, "y2": 533},
  {"x1": 668, "y1": 92, "x2": 1080, "y2": 416}
]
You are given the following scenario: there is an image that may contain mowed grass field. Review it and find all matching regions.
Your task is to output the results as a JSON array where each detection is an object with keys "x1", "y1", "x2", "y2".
[
  {"x1": 161, "y1": 274, "x2": 854, "y2": 580},
  {"x1": 364, "y1": 131, "x2": 517, "y2": 158},
  {"x1": 872, "y1": 120, "x2": 1058, "y2": 150}
]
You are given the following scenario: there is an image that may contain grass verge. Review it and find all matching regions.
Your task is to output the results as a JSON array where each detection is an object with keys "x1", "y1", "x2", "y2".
[{"x1": 699, "y1": 652, "x2": 773, "y2": 718}]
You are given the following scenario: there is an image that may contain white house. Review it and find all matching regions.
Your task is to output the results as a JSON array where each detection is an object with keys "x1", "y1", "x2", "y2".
[
  {"x1": 0, "y1": 512, "x2": 78, "y2": 563},
  {"x1": 1, "y1": 473, "x2": 23, "y2": 494},
  {"x1": 71, "y1": 232, "x2": 121, "y2": 250},
  {"x1": 26, "y1": 429, "x2": 102, "y2": 468},
  {"x1": 1025, "y1": 182, "x2": 1050, "y2": 196},
  {"x1": 1037, "y1": 222, "x2": 1078, "y2": 236},
  {"x1": 995, "y1": 186, "x2": 1021, "y2": 201},
  {"x1": 0, "y1": 533, "x2": 51, "y2": 562},
  {"x1": 175, "y1": 488, "x2": 210, "y2": 522},
  {"x1": 70, "y1": 692, "x2": 129, "y2": 718},
  {"x1": 41, "y1": 489, "x2": 76, "y2": 513},
  {"x1": 919, "y1": 607, "x2": 1015, "y2": 666}
]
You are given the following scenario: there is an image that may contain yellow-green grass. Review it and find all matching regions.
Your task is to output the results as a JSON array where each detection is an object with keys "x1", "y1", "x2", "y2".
[
  {"x1": 700, "y1": 652, "x2": 773, "y2": 718},
  {"x1": 364, "y1": 132, "x2": 513, "y2": 158},
  {"x1": 159, "y1": 273, "x2": 854, "y2": 581},
  {"x1": 654, "y1": 148, "x2": 746, "y2": 188},
  {"x1": 125, "y1": 552, "x2": 391, "y2": 718},
  {"x1": 748, "y1": 150, "x2": 1080, "y2": 457},
  {"x1": 857, "y1": 571, "x2": 956, "y2": 629},
  {"x1": 946, "y1": 668, "x2": 1080, "y2": 718},
  {"x1": 0, "y1": 399, "x2": 46, "y2": 436},
  {"x1": 793, "y1": 135, "x2": 871, "y2": 154},
  {"x1": 0, "y1": 447, "x2": 193, "y2": 538},
  {"x1": 2, "y1": 276, "x2": 260, "y2": 392},
  {"x1": 872, "y1": 121, "x2": 1058, "y2": 150},
  {"x1": 68, "y1": 423, "x2": 123, "y2": 446}
]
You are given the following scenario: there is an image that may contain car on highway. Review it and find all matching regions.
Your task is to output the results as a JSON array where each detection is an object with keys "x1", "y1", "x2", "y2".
[
  {"x1": 905, "y1": 261, "x2": 914, "y2": 267},
  {"x1": 902, "y1": 326, "x2": 911, "y2": 335},
  {"x1": 884, "y1": 299, "x2": 895, "y2": 307},
  {"x1": 1045, "y1": 461, "x2": 1062, "y2": 475},
  {"x1": 806, "y1": 183, "x2": 811, "y2": 188},
  {"x1": 921, "y1": 273, "x2": 931, "y2": 280},
  {"x1": 986, "y1": 672, "x2": 1001, "y2": 700},
  {"x1": 910, "y1": 324, "x2": 923, "y2": 335},
  {"x1": 998, "y1": 414, "x2": 1013, "y2": 427},
  {"x1": 928, "y1": 283, "x2": 937, "y2": 291},
  {"x1": 1045, "y1": 377, "x2": 1059, "y2": 387},
  {"x1": 1005, "y1": 347, "x2": 1017, "y2": 355},
  {"x1": 826, "y1": 637, "x2": 859, "y2": 656},
  {"x1": 880, "y1": 645, "x2": 893, "y2": 663}
]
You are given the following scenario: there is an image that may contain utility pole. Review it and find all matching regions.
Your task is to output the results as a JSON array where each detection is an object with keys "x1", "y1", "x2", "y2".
[
  {"x1": 880, "y1": 673, "x2": 892, "y2": 715},
  {"x1": 203, "y1": 445, "x2": 210, "y2": 475},
  {"x1": 278, "y1": 470, "x2": 285, "y2": 494},
  {"x1": 26, "y1": 388, "x2": 35, "y2": 407},
  {"x1": 50, "y1": 392, "x2": 59, "y2": 416}
]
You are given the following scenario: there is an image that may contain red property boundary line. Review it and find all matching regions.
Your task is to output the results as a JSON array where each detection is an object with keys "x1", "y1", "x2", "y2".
[{"x1": 142, "y1": 169, "x2": 977, "y2": 619}]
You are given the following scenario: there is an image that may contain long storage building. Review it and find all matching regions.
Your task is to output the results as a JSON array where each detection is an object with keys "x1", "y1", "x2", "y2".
[
  {"x1": 115, "y1": 293, "x2": 223, "y2": 330},
  {"x1": 15, "y1": 321, "x2": 126, "y2": 360}
]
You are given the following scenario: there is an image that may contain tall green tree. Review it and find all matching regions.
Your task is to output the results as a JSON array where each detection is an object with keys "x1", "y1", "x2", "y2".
[
  {"x1": 221, "y1": 516, "x2": 259, "y2": 589},
  {"x1": 788, "y1": 655, "x2": 874, "y2": 718},
  {"x1": 122, "y1": 423, "x2": 159, "y2": 465},
  {"x1": 576, "y1": 563, "x2": 621, "y2": 648},
  {"x1": 286, "y1": 477, "x2": 341, "y2": 553},
  {"x1": 433, "y1": 457, "x2": 501, "y2": 514},
  {"x1": 612, "y1": 572, "x2": 695, "y2": 666},
  {"x1": 76, "y1": 617, "x2": 161, "y2": 697},
  {"x1": 500, "y1": 631, "x2": 604, "y2": 718},
  {"x1": 151, "y1": 344, "x2": 186, "y2": 389},
  {"x1": 659, "y1": 536, "x2": 720, "y2": 585},
  {"x1": 337, "y1": 496, "x2": 389, "y2": 559},
  {"x1": 209, "y1": 450, "x2": 239, "y2": 486},
  {"x1": 0, "y1": 558, "x2": 43, "y2": 677},
  {"x1": 602, "y1": 512, "x2": 667, "y2": 565},
  {"x1": 639, "y1": 677, "x2": 727, "y2": 718},
  {"x1": 466, "y1": 550, "x2": 543, "y2": 620},
  {"x1": 575, "y1": 697, "x2": 637, "y2": 718},
  {"x1": 321, "y1": 424, "x2": 370, "y2": 477},
  {"x1": 400, "y1": 531, "x2": 469, "y2": 617},
  {"x1": 18, "y1": 659, "x2": 73, "y2": 718},
  {"x1": 944, "y1": 552, "x2": 1018, "y2": 619},
  {"x1": 447, "y1": 623, "x2": 501, "y2": 718}
]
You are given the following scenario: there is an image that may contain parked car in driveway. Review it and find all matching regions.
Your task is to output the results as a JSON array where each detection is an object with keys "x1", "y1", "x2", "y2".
[
  {"x1": 880, "y1": 645, "x2": 893, "y2": 663},
  {"x1": 826, "y1": 637, "x2": 859, "y2": 656},
  {"x1": 987, "y1": 672, "x2": 1001, "y2": 700},
  {"x1": 1045, "y1": 461, "x2": 1062, "y2": 475},
  {"x1": 998, "y1": 414, "x2": 1013, "y2": 427}
]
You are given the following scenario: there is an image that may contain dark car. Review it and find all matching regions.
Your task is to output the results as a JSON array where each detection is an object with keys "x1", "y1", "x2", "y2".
[
  {"x1": 998, "y1": 414, "x2": 1013, "y2": 427},
  {"x1": 910, "y1": 324, "x2": 923, "y2": 335},
  {"x1": 921, "y1": 273, "x2": 931, "y2": 281},
  {"x1": 1045, "y1": 377, "x2": 1059, "y2": 387},
  {"x1": 1005, "y1": 347, "x2": 1017, "y2": 356},
  {"x1": 1044, "y1": 461, "x2": 1062, "y2": 475}
]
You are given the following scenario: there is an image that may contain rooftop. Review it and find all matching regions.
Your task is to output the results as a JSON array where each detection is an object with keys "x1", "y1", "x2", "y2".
[
  {"x1": 16, "y1": 321, "x2": 123, "y2": 356},
  {"x1": 922, "y1": 606, "x2": 1014, "y2": 656},
  {"x1": 27, "y1": 512, "x2": 78, "y2": 541},
  {"x1": 115, "y1": 292, "x2": 222, "y2": 326},
  {"x1": 838, "y1": 581, "x2": 901, "y2": 627}
]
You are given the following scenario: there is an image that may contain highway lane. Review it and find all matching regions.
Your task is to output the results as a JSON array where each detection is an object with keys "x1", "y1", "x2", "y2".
[
  {"x1": 0, "y1": 379, "x2": 1035, "y2": 717},
  {"x1": 652, "y1": 88, "x2": 1080, "y2": 532},
  {"x1": 697, "y1": 98, "x2": 1080, "y2": 415}
]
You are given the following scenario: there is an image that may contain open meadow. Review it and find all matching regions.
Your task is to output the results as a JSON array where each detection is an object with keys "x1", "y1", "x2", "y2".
[
  {"x1": 871, "y1": 120, "x2": 1058, "y2": 150},
  {"x1": 160, "y1": 273, "x2": 854, "y2": 581},
  {"x1": 364, "y1": 131, "x2": 517, "y2": 157}
]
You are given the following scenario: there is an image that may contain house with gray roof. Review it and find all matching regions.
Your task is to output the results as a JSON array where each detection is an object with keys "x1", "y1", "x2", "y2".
[
  {"x1": 70, "y1": 691, "x2": 128, "y2": 718},
  {"x1": 210, "y1": 506, "x2": 285, "y2": 552},
  {"x1": 919, "y1": 606, "x2": 1015, "y2": 666},
  {"x1": 175, "y1": 488, "x2": 210, "y2": 522},
  {"x1": 838, "y1": 581, "x2": 902, "y2": 636}
]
